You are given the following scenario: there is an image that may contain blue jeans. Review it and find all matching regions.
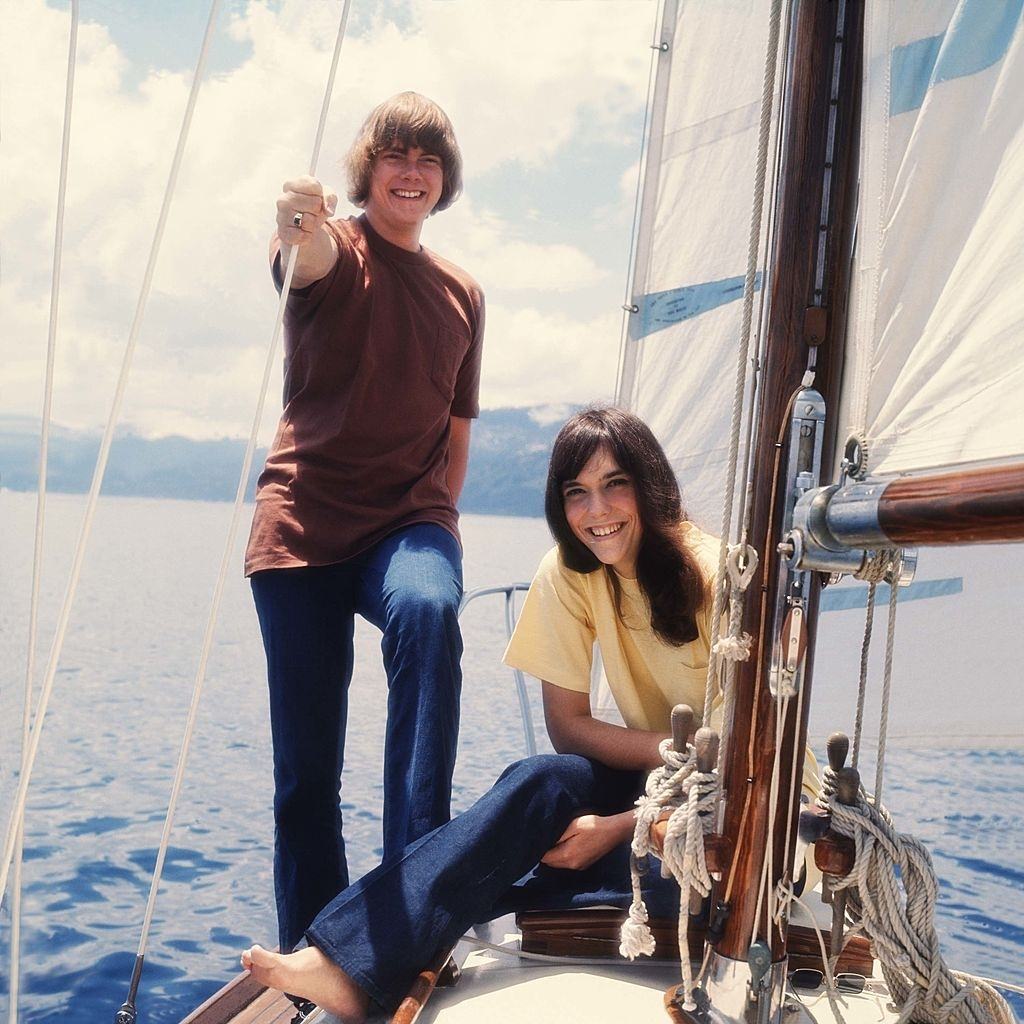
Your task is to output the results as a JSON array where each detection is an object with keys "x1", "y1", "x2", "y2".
[
  {"x1": 306, "y1": 754, "x2": 679, "y2": 1013},
  {"x1": 251, "y1": 523, "x2": 464, "y2": 953}
]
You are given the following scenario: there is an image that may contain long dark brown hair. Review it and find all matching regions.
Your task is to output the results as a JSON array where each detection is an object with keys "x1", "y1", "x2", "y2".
[{"x1": 544, "y1": 407, "x2": 706, "y2": 646}]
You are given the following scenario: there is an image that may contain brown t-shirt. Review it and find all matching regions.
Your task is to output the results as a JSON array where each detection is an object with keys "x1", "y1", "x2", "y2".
[{"x1": 244, "y1": 214, "x2": 485, "y2": 576}]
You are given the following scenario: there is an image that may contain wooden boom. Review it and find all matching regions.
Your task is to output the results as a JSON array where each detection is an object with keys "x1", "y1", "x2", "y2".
[{"x1": 825, "y1": 461, "x2": 1024, "y2": 546}]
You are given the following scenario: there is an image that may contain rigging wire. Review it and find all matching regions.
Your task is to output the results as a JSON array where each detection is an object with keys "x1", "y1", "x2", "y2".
[
  {"x1": 0, "y1": 0, "x2": 222, "y2": 925},
  {"x1": 737, "y1": 0, "x2": 795, "y2": 552},
  {"x1": 872, "y1": 575, "x2": 900, "y2": 804},
  {"x1": 9, "y1": 6, "x2": 80, "y2": 1022},
  {"x1": 114, "y1": 3, "x2": 354, "y2": 1019},
  {"x1": 613, "y1": 0, "x2": 665, "y2": 404}
]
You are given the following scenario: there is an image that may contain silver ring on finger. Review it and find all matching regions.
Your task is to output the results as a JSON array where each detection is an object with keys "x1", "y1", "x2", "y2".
[{"x1": 292, "y1": 211, "x2": 303, "y2": 228}]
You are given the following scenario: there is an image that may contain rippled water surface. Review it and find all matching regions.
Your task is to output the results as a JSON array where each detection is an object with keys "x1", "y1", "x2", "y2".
[{"x1": 0, "y1": 493, "x2": 1020, "y2": 1022}]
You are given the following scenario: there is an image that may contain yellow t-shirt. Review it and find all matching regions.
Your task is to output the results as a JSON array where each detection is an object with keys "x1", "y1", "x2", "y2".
[
  {"x1": 503, "y1": 522, "x2": 721, "y2": 732},
  {"x1": 502, "y1": 525, "x2": 821, "y2": 811}
]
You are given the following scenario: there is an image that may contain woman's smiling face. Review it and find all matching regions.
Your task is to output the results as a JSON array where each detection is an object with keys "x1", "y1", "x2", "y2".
[{"x1": 561, "y1": 444, "x2": 642, "y2": 578}]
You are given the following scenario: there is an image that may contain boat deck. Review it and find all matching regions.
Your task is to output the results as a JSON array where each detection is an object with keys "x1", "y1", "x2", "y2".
[{"x1": 184, "y1": 904, "x2": 888, "y2": 1024}]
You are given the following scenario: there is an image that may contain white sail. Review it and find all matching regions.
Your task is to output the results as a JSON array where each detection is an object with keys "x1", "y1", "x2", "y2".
[
  {"x1": 840, "y1": 0, "x2": 1024, "y2": 477},
  {"x1": 598, "y1": 0, "x2": 778, "y2": 724},
  {"x1": 617, "y1": 0, "x2": 776, "y2": 530},
  {"x1": 612, "y1": 0, "x2": 1024, "y2": 747}
]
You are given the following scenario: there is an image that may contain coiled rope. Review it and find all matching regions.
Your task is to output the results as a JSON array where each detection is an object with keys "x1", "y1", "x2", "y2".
[
  {"x1": 114, "y1": 3, "x2": 354, "y2": 1020},
  {"x1": 830, "y1": 791, "x2": 1015, "y2": 1024},
  {"x1": 620, "y1": 730, "x2": 719, "y2": 1011},
  {"x1": 9, "y1": 6, "x2": 80, "y2": 1023}
]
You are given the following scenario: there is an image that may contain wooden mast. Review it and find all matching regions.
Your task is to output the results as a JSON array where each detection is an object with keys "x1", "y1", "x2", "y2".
[{"x1": 712, "y1": 0, "x2": 864, "y2": 964}]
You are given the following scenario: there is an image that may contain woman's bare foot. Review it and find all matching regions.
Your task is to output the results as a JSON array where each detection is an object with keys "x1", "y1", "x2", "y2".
[{"x1": 241, "y1": 944, "x2": 370, "y2": 1023}]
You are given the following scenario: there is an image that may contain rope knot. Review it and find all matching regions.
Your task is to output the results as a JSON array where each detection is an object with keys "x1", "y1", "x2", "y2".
[
  {"x1": 713, "y1": 632, "x2": 753, "y2": 662},
  {"x1": 618, "y1": 893, "x2": 657, "y2": 960},
  {"x1": 622, "y1": 741, "x2": 721, "y2": 1002}
]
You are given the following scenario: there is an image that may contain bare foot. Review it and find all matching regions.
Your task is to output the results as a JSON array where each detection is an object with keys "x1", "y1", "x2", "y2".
[{"x1": 241, "y1": 944, "x2": 370, "y2": 1023}]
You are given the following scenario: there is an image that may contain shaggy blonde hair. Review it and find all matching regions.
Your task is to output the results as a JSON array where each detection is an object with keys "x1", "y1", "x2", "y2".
[{"x1": 346, "y1": 92, "x2": 463, "y2": 213}]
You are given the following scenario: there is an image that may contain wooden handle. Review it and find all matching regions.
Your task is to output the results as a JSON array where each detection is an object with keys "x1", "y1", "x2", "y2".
[
  {"x1": 390, "y1": 948, "x2": 459, "y2": 1024},
  {"x1": 694, "y1": 728, "x2": 719, "y2": 773},
  {"x1": 650, "y1": 821, "x2": 732, "y2": 872},
  {"x1": 826, "y1": 732, "x2": 849, "y2": 772},
  {"x1": 835, "y1": 766, "x2": 860, "y2": 806},
  {"x1": 671, "y1": 704, "x2": 695, "y2": 753}
]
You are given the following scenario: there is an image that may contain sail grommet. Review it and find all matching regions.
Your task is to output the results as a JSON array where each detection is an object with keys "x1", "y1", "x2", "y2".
[{"x1": 842, "y1": 434, "x2": 869, "y2": 481}]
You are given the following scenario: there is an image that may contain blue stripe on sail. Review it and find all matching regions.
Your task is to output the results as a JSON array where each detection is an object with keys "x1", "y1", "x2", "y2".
[
  {"x1": 890, "y1": 0, "x2": 1024, "y2": 116},
  {"x1": 820, "y1": 577, "x2": 963, "y2": 613},
  {"x1": 636, "y1": 273, "x2": 761, "y2": 340}
]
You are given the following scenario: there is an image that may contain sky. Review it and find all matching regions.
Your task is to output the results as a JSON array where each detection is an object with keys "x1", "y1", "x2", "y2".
[{"x1": 2, "y1": 0, "x2": 658, "y2": 440}]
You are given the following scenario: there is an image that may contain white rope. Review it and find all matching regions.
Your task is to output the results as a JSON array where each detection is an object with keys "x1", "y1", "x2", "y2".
[
  {"x1": 873, "y1": 575, "x2": 899, "y2": 804},
  {"x1": 830, "y1": 793, "x2": 1015, "y2": 1024},
  {"x1": 701, "y1": 0, "x2": 785, "y2": 730},
  {"x1": 712, "y1": 544, "x2": 758, "y2": 788},
  {"x1": 620, "y1": 739, "x2": 718, "y2": 1011},
  {"x1": 9, "y1": 6, "x2": 80, "y2": 1020},
  {"x1": 774, "y1": 881, "x2": 849, "y2": 1024},
  {"x1": 851, "y1": 580, "x2": 876, "y2": 770},
  {"x1": 782, "y1": 674, "x2": 807, "y2": 879},
  {"x1": 462, "y1": 933, "x2": 680, "y2": 967},
  {"x1": 0, "y1": 0, "x2": 222, "y2": 912},
  {"x1": 711, "y1": 544, "x2": 758, "y2": 664},
  {"x1": 130, "y1": 0, "x2": 354, "y2": 967},
  {"x1": 751, "y1": 690, "x2": 790, "y2": 948}
]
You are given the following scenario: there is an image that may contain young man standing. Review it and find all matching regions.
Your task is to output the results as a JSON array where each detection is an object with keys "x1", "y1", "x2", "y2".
[{"x1": 245, "y1": 93, "x2": 484, "y2": 967}]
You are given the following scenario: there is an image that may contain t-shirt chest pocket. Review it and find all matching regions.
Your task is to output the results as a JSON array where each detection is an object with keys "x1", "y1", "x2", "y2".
[{"x1": 430, "y1": 325, "x2": 466, "y2": 402}]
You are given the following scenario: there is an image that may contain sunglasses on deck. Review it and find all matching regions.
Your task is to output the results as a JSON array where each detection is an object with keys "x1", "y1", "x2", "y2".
[{"x1": 789, "y1": 969, "x2": 867, "y2": 993}]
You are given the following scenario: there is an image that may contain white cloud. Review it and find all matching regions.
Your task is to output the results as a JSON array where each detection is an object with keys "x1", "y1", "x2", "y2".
[
  {"x1": 1, "y1": 0, "x2": 654, "y2": 439},
  {"x1": 432, "y1": 202, "x2": 610, "y2": 292},
  {"x1": 620, "y1": 159, "x2": 641, "y2": 202},
  {"x1": 479, "y1": 303, "x2": 624, "y2": 409}
]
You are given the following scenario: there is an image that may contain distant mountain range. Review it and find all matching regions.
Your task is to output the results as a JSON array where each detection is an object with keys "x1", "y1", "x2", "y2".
[{"x1": 0, "y1": 407, "x2": 574, "y2": 518}]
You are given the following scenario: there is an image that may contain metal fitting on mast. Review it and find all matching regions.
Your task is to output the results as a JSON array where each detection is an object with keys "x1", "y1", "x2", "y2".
[
  {"x1": 782, "y1": 433, "x2": 918, "y2": 588},
  {"x1": 767, "y1": 385, "x2": 825, "y2": 698}
]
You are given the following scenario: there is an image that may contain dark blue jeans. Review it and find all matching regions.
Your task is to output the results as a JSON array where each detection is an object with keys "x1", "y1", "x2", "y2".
[
  {"x1": 306, "y1": 754, "x2": 678, "y2": 1013},
  {"x1": 251, "y1": 523, "x2": 464, "y2": 953}
]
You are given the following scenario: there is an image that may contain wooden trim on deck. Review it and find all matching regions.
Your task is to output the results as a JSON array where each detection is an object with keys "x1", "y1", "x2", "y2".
[
  {"x1": 180, "y1": 969, "x2": 266, "y2": 1024},
  {"x1": 179, "y1": 969, "x2": 303, "y2": 1024},
  {"x1": 518, "y1": 911, "x2": 873, "y2": 976}
]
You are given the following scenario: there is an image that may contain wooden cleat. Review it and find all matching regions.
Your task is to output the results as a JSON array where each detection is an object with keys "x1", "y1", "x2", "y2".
[{"x1": 672, "y1": 705, "x2": 695, "y2": 753}]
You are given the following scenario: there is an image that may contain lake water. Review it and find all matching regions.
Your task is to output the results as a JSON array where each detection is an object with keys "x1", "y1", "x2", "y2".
[{"x1": 0, "y1": 492, "x2": 1020, "y2": 1022}]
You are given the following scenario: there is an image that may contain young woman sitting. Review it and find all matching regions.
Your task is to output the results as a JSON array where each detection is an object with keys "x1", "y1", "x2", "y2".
[{"x1": 242, "y1": 407, "x2": 748, "y2": 1020}]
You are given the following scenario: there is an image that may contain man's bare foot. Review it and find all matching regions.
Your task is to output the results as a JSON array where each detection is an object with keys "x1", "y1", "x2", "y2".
[{"x1": 241, "y1": 944, "x2": 370, "y2": 1023}]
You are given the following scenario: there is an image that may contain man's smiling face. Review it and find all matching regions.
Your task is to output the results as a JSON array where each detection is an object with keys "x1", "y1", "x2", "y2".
[{"x1": 364, "y1": 145, "x2": 444, "y2": 238}]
